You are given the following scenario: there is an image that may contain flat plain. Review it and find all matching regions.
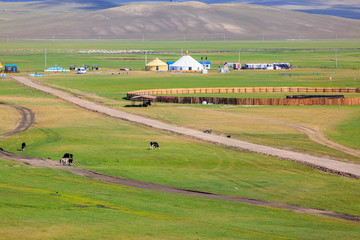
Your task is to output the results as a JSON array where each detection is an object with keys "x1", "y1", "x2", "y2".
[{"x1": 0, "y1": 40, "x2": 359, "y2": 239}]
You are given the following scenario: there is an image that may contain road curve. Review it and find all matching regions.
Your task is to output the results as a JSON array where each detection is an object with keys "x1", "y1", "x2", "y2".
[
  {"x1": 12, "y1": 76, "x2": 360, "y2": 179},
  {"x1": 0, "y1": 102, "x2": 35, "y2": 141}
]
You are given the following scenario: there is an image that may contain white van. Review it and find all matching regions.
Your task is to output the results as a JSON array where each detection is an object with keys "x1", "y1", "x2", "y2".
[{"x1": 77, "y1": 67, "x2": 87, "y2": 74}]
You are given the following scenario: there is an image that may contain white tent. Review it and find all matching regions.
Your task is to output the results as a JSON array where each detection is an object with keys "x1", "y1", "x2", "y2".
[{"x1": 170, "y1": 52, "x2": 203, "y2": 72}]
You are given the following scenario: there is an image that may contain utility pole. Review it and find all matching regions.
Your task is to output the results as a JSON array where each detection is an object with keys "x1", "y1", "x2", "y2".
[
  {"x1": 45, "y1": 48, "x2": 47, "y2": 68},
  {"x1": 334, "y1": 48, "x2": 338, "y2": 68},
  {"x1": 145, "y1": 51, "x2": 147, "y2": 65},
  {"x1": 238, "y1": 50, "x2": 241, "y2": 70}
]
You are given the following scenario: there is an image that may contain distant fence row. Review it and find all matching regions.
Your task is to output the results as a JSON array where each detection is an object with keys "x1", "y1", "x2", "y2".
[{"x1": 127, "y1": 87, "x2": 360, "y2": 106}]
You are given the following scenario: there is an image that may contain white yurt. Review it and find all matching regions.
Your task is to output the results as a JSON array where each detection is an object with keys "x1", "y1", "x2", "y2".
[{"x1": 170, "y1": 51, "x2": 204, "y2": 72}]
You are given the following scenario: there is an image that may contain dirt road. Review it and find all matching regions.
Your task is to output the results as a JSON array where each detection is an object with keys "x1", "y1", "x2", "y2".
[
  {"x1": 0, "y1": 100, "x2": 359, "y2": 222},
  {"x1": 1, "y1": 149, "x2": 359, "y2": 222},
  {"x1": 182, "y1": 107, "x2": 360, "y2": 158},
  {"x1": 0, "y1": 102, "x2": 35, "y2": 141},
  {"x1": 12, "y1": 76, "x2": 360, "y2": 178},
  {"x1": 42, "y1": 83, "x2": 360, "y2": 158}
]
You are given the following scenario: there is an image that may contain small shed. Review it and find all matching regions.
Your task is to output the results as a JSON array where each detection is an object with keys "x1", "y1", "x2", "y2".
[
  {"x1": 199, "y1": 61, "x2": 211, "y2": 70},
  {"x1": 146, "y1": 58, "x2": 168, "y2": 72},
  {"x1": 4, "y1": 65, "x2": 19, "y2": 73},
  {"x1": 130, "y1": 95, "x2": 157, "y2": 107},
  {"x1": 167, "y1": 61, "x2": 175, "y2": 70}
]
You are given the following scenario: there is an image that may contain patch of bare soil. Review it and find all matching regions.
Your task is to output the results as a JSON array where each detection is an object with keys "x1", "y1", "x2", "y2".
[{"x1": 0, "y1": 100, "x2": 359, "y2": 222}]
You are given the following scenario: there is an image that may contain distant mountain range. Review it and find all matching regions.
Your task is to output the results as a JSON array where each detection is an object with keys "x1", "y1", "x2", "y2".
[
  {"x1": 0, "y1": 1, "x2": 359, "y2": 39},
  {"x1": 1, "y1": 0, "x2": 359, "y2": 20}
]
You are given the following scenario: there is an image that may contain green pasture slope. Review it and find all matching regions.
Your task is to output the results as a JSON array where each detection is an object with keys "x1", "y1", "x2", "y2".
[
  {"x1": 36, "y1": 68, "x2": 360, "y2": 153},
  {"x1": 1, "y1": 160, "x2": 359, "y2": 240},
  {"x1": 0, "y1": 40, "x2": 360, "y2": 238},
  {"x1": 0, "y1": 78, "x2": 359, "y2": 240}
]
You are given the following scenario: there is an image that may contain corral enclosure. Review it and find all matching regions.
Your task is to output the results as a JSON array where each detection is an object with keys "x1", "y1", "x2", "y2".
[{"x1": 0, "y1": 40, "x2": 360, "y2": 239}]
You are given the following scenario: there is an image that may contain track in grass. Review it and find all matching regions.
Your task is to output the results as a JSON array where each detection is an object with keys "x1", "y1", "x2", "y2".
[
  {"x1": 0, "y1": 149, "x2": 359, "y2": 223},
  {"x1": 12, "y1": 76, "x2": 360, "y2": 179},
  {"x1": 182, "y1": 107, "x2": 360, "y2": 158},
  {"x1": 0, "y1": 102, "x2": 35, "y2": 141},
  {"x1": 0, "y1": 100, "x2": 359, "y2": 223}
]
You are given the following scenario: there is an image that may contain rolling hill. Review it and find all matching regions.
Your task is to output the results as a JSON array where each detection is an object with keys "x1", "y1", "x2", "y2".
[
  {"x1": 2, "y1": 0, "x2": 360, "y2": 19},
  {"x1": 0, "y1": 1, "x2": 359, "y2": 40}
]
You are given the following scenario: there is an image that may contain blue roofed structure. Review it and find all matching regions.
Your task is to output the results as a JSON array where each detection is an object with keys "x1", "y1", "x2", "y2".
[
  {"x1": 4, "y1": 65, "x2": 19, "y2": 73},
  {"x1": 198, "y1": 61, "x2": 211, "y2": 70}
]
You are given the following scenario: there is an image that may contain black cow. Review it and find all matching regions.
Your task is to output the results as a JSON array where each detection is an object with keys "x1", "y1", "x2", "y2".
[
  {"x1": 150, "y1": 142, "x2": 160, "y2": 150},
  {"x1": 21, "y1": 142, "x2": 26, "y2": 151},
  {"x1": 226, "y1": 135, "x2": 231, "y2": 138},
  {"x1": 203, "y1": 129, "x2": 212, "y2": 134}
]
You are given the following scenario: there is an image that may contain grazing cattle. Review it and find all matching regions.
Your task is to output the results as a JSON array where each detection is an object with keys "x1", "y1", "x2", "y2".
[
  {"x1": 204, "y1": 129, "x2": 212, "y2": 134},
  {"x1": 226, "y1": 135, "x2": 231, "y2": 138},
  {"x1": 21, "y1": 142, "x2": 26, "y2": 151},
  {"x1": 59, "y1": 153, "x2": 73, "y2": 166},
  {"x1": 150, "y1": 142, "x2": 160, "y2": 150}
]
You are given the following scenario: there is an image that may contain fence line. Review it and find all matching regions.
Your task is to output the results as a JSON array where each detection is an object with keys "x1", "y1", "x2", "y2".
[
  {"x1": 127, "y1": 87, "x2": 360, "y2": 106},
  {"x1": 128, "y1": 87, "x2": 360, "y2": 97}
]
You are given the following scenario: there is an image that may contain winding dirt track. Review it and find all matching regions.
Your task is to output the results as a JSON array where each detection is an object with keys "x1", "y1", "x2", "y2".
[
  {"x1": 12, "y1": 76, "x2": 360, "y2": 179},
  {"x1": 0, "y1": 102, "x2": 35, "y2": 141},
  {"x1": 0, "y1": 96, "x2": 359, "y2": 223}
]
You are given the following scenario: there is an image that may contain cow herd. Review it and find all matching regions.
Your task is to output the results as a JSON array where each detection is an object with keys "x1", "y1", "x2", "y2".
[{"x1": 19, "y1": 133, "x2": 226, "y2": 167}]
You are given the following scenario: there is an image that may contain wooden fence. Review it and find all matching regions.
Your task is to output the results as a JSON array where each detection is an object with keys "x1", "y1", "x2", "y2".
[
  {"x1": 127, "y1": 87, "x2": 360, "y2": 106},
  {"x1": 155, "y1": 96, "x2": 360, "y2": 106},
  {"x1": 128, "y1": 87, "x2": 360, "y2": 97}
]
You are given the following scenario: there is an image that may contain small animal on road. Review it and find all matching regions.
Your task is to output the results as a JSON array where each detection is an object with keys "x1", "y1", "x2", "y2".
[
  {"x1": 59, "y1": 153, "x2": 73, "y2": 166},
  {"x1": 204, "y1": 129, "x2": 212, "y2": 134}
]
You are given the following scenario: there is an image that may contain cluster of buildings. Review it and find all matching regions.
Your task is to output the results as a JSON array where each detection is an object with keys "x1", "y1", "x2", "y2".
[
  {"x1": 0, "y1": 62, "x2": 19, "y2": 73},
  {"x1": 145, "y1": 51, "x2": 211, "y2": 73},
  {"x1": 242, "y1": 63, "x2": 291, "y2": 70},
  {"x1": 145, "y1": 51, "x2": 290, "y2": 73}
]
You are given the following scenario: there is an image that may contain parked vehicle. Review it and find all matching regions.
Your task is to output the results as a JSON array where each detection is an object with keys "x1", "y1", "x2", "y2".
[{"x1": 77, "y1": 67, "x2": 87, "y2": 74}]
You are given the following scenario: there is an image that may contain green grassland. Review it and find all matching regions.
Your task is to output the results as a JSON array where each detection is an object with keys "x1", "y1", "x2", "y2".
[
  {"x1": 34, "y1": 67, "x2": 360, "y2": 157},
  {"x1": 0, "y1": 78, "x2": 359, "y2": 218},
  {"x1": 1, "y1": 160, "x2": 359, "y2": 240},
  {"x1": 1, "y1": 40, "x2": 360, "y2": 72},
  {"x1": 0, "y1": 40, "x2": 360, "y2": 238}
]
